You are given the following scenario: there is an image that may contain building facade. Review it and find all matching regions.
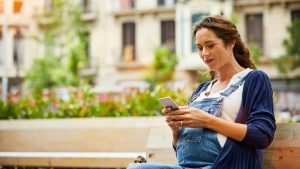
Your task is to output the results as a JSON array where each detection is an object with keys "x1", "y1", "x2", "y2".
[
  {"x1": 91, "y1": 0, "x2": 233, "y2": 92},
  {"x1": 0, "y1": 0, "x2": 41, "y2": 90},
  {"x1": 233, "y1": 0, "x2": 300, "y2": 119},
  {"x1": 1, "y1": 0, "x2": 300, "y2": 116}
]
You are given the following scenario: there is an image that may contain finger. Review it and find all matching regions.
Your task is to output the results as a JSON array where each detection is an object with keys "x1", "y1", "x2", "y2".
[
  {"x1": 165, "y1": 118, "x2": 173, "y2": 123},
  {"x1": 162, "y1": 108, "x2": 167, "y2": 115},
  {"x1": 167, "y1": 122, "x2": 177, "y2": 127},
  {"x1": 166, "y1": 114, "x2": 185, "y2": 123},
  {"x1": 165, "y1": 117, "x2": 171, "y2": 123},
  {"x1": 168, "y1": 109, "x2": 188, "y2": 115},
  {"x1": 166, "y1": 107, "x2": 172, "y2": 112},
  {"x1": 162, "y1": 107, "x2": 172, "y2": 115},
  {"x1": 166, "y1": 118, "x2": 180, "y2": 124},
  {"x1": 172, "y1": 120, "x2": 183, "y2": 127},
  {"x1": 169, "y1": 114, "x2": 186, "y2": 121},
  {"x1": 179, "y1": 105, "x2": 189, "y2": 109},
  {"x1": 176, "y1": 120, "x2": 184, "y2": 127},
  {"x1": 166, "y1": 115, "x2": 180, "y2": 122},
  {"x1": 169, "y1": 120, "x2": 178, "y2": 126},
  {"x1": 165, "y1": 115, "x2": 172, "y2": 122}
]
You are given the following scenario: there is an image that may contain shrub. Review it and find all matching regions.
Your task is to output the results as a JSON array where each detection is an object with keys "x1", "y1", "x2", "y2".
[{"x1": 0, "y1": 84, "x2": 188, "y2": 119}]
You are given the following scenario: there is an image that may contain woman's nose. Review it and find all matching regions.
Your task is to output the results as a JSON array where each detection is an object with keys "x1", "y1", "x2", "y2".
[{"x1": 201, "y1": 47, "x2": 209, "y2": 56}]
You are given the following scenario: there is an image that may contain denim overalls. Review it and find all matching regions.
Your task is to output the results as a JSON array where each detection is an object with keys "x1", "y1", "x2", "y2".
[
  {"x1": 127, "y1": 75, "x2": 247, "y2": 169},
  {"x1": 176, "y1": 75, "x2": 247, "y2": 169}
]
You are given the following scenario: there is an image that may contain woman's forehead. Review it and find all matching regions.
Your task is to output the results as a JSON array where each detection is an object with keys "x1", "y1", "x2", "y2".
[{"x1": 195, "y1": 28, "x2": 219, "y2": 43}]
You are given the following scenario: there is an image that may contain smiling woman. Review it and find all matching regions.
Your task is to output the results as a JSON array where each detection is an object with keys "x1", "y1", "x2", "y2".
[{"x1": 127, "y1": 15, "x2": 276, "y2": 169}]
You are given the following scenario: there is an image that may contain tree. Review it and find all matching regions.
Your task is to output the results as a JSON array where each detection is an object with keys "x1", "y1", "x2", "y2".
[
  {"x1": 25, "y1": 0, "x2": 89, "y2": 96},
  {"x1": 145, "y1": 47, "x2": 178, "y2": 90},
  {"x1": 274, "y1": 19, "x2": 300, "y2": 75},
  {"x1": 249, "y1": 42, "x2": 263, "y2": 65}
]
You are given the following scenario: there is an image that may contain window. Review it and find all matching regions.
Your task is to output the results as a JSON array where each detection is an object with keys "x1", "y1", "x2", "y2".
[
  {"x1": 122, "y1": 22, "x2": 135, "y2": 62},
  {"x1": 158, "y1": 0, "x2": 177, "y2": 7},
  {"x1": 246, "y1": 13, "x2": 264, "y2": 52},
  {"x1": 82, "y1": 32, "x2": 91, "y2": 67},
  {"x1": 291, "y1": 9, "x2": 300, "y2": 22},
  {"x1": 13, "y1": 30, "x2": 24, "y2": 67},
  {"x1": 13, "y1": 0, "x2": 23, "y2": 14},
  {"x1": 121, "y1": 0, "x2": 135, "y2": 10},
  {"x1": 191, "y1": 13, "x2": 209, "y2": 52},
  {"x1": 161, "y1": 20, "x2": 175, "y2": 52},
  {"x1": 81, "y1": 0, "x2": 91, "y2": 13}
]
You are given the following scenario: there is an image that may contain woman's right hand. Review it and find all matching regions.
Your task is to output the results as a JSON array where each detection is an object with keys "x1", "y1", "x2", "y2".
[{"x1": 162, "y1": 107, "x2": 181, "y2": 146}]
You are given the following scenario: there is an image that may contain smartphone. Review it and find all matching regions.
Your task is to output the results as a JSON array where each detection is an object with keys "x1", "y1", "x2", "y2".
[{"x1": 158, "y1": 97, "x2": 179, "y2": 110}]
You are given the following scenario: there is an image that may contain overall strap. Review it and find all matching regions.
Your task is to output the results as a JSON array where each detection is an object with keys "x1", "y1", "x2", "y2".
[
  {"x1": 220, "y1": 72, "x2": 249, "y2": 97},
  {"x1": 188, "y1": 82, "x2": 210, "y2": 105}
]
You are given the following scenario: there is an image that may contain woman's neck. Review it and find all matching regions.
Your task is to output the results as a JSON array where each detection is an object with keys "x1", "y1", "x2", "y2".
[{"x1": 215, "y1": 63, "x2": 245, "y2": 82}]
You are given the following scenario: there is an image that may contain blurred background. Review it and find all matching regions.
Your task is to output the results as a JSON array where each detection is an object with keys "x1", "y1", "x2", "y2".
[
  {"x1": 0, "y1": 0, "x2": 300, "y2": 168},
  {"x1": 0, "y1": 0, "x2": 300, "y2": 121}
]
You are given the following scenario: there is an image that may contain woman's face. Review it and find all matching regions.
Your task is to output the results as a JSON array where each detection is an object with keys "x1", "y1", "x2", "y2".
[{"x1": 195, "y1": 28, "x2": 235, "y2": 71}]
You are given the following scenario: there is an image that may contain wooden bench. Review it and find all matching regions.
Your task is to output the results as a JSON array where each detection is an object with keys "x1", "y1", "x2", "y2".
[
  {"x1": 0, "y1": 117, "x2": 300, "y2": 169},
  {"x1": 146, "y1": 123, "x2": 300, "y2": 169},
  {"x1": 0, "y1": 117, "x2": 167, "y2": 168}
]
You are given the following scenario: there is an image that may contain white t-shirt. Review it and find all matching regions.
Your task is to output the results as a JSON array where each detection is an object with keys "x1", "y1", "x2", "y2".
[{"x1": 194, "y1": 68, "x2": 252, "y2": 147}]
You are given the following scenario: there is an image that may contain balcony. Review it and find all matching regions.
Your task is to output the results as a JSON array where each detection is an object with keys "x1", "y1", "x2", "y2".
[
  {"x1": 80, "y1": 0, "x2": 97, "y2": 22},
  {"x1": 115, "y1": 61, "x2": 147, "y2": 70},
  {"x1": 112, "y1": 6, "x2": 175, "y2": 19},
  {"x1": 0, "y1": 1, "x2": 27, "y2": 28},
  {"x1": 0, "y1": 15, "x2": 28, "y2": 27},
  {"x1": 234, "y1": 0, "x2": 300, "y2": 9},
  {"x1": 35, "y1": 3, "x2": 97, "y2": 27},
  {"x1": 81, "y1": 11, "x2": 97, "y2": 22}
]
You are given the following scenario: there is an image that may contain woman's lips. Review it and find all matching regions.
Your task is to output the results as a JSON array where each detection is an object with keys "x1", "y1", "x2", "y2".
[{"x1": 205, "y1": 59, "x2": 214, "y2": 65}]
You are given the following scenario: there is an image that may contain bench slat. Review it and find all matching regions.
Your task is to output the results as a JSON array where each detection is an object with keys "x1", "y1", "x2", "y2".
[
  {"x1": 0, "y1": 157, "x2": 134, "y2": 168},
  {"x1": 0, "y1": 152, "x2": 146, "y2": 168},
  {"x1": 0, "y1": 152, "x2": 146, "y2": 158}
]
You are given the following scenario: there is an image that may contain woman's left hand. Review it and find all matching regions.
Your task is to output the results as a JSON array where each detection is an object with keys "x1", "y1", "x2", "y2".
[{"x1": 166, "y1": 106, "x2": 213, "y2": 128}]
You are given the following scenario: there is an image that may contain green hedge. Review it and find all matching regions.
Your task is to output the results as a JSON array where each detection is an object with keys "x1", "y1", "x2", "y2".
[{"x1": 0, "y1": 85, "x2": 189, "y2": 119}]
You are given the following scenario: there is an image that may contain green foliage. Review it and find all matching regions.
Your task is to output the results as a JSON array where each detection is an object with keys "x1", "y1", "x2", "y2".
[
  {"x1": 249, "y1": 42, "x2": 263, "y2": 64},
  {"x1": 25, "y1": 55, "x2": 58, "y2": 95},
  {"x1": 25, "y1": 0, "x2": 88, "y2": 96},
  {"x1": 145, "y1": 47, "x2": 178, "y2": 89},
  {"x1": 199, "y1": 69, "x2": 211, "y2": 83},
  {"x1": 0, "y1": 101, "x2": 19, "y2": 119},
  {"x1": 274, "y1": 19, "x2": 300, "y2": 74},
  {"x1": 230, "y1": 12, "x2": 239, "y2": 24},
  {"x1": 0, "y1": 85, "x2": 188, "y2": 119}
]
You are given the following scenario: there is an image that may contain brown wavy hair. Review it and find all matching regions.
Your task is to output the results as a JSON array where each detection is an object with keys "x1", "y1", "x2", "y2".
[{"x1": 193, "y1": 15, "x2": 256, "y2": 79}]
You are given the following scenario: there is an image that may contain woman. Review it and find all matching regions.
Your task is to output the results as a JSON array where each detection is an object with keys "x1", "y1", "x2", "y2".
[{"x1": 128, "y1": 15, "x2": 276, "y2": 169}]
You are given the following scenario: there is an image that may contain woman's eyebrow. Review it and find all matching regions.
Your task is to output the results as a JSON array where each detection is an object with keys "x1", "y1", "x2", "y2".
[
  {"x1": 196, "y1": 40, "x2": 214, "y2": 46},
  {"x1": 204, "y1": 40, "x2": 214, "y2": 44}
]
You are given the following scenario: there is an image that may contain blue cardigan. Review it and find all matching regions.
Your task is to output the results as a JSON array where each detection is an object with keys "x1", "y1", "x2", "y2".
[{"x1": 189, "y1": 70, "x2": 276, "y2": 169}]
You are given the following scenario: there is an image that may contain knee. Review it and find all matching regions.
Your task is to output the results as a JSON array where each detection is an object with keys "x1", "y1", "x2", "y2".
[
  {"x1": 127, "y1": 163, "x2": 148, "y2": 169},
  {"x1": 127, "y1": 163, "x2": 140, "y2": 169}
]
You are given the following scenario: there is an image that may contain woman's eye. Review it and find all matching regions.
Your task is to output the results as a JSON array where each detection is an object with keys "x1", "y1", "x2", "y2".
[
  {"x1": 207, "y1": 44, "x2": 214, "y2": 48},
  {"x1": 197, "y1": 46, "x2": 203, "y2": 51}
]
